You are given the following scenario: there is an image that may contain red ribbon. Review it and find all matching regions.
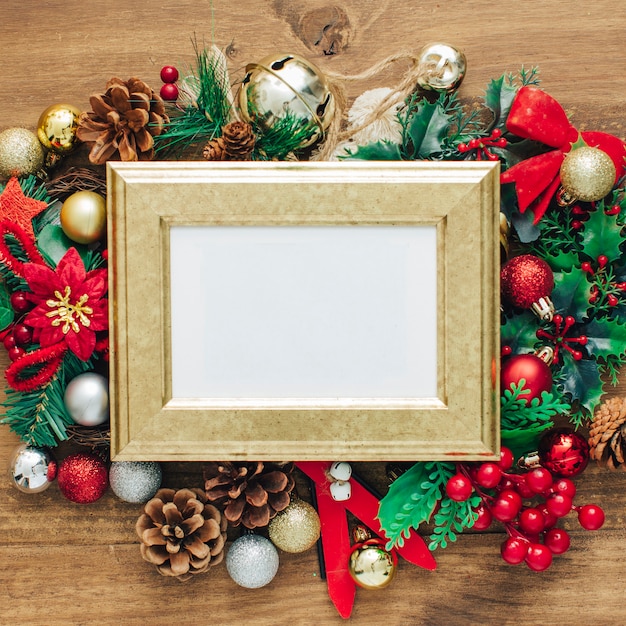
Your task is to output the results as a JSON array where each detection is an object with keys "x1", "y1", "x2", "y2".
[
  {"x1": 500, "y1": 86, "x2": 626, "y2": 223},
  {"x1": 296, "y1": 461, "x2": 436, "y2": 619}
]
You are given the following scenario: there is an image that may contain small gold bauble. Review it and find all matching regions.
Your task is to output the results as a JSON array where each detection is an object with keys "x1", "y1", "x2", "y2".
[
  {"x1": 238, "y1": 53, "x2": 335, "y2": 148},
  {"x1": 37, "y1": 104, "x2": 82, "y2": 154},
  {"x1": 0, "y1": 127, "x2": 45, "y2": 180},
  {"x1": 416, "y1": 42, "x2": 467, "y2": 93},
  {"x1": 560, "y1": 146, "x2": 616, "y2": 202},
  {"x1": 60, "y1": 191, "x2": 106, "y2": 244},
  {"x1": 268, "y1": 498, "x2": 321, "y2": 553},
  {"x1": 348, "y1": 539, "x2": 397, "y2": 589}
]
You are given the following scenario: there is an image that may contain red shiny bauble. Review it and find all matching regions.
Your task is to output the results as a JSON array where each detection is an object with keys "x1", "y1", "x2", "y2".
[
  {"x1": 57, "y1": 452, "x2": 108, "y2": 503},
  {"x1": 501, "y1": 353, "x2": 552, "y2": 402},
  {"x1": 501, "y1": 254, "x2": 554, "y2": 309},
  {"x1": 159, "y1": 65, "x2": 179, "y2": 83},
  {"x1": 538, "y1": 428, "x2": 590, "y2": 477},
  {"x1": 160, "y1": 83, "x2": 179, "y2": 101}
]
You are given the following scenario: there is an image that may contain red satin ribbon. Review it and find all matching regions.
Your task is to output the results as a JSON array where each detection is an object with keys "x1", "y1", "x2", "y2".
[
  {"x1": 296, "y1": 461, "x2": 436, "y2": 619},
  {"x1": 500, "y1": 86, "x2": 626, "y2": 223}
]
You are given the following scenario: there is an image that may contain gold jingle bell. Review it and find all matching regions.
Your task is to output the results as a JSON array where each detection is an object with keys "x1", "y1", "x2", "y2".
[
  {"x1": 348, "y1": 537, "x2": 398, "y2": 590},
  {"x1": 238, "y1": 53, "x2": 335, "y2": 148},
  {"x1": 416, "y1": 42, "x2": 467, "y2": 93},
  {"x1": 37, "y1": 104, "x2": 82, "y2": 154}
]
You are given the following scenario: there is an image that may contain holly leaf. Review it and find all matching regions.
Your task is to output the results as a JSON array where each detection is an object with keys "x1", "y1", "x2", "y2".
[
  {"x1": 0, "y1": 281, "x2": 14, "y2": 331},
  {"x1": 407, "y1": 100, "x2": 452, "y2": 158},
  {"x1": 484, "y1": 75, "x2": 518, "y2": 129},
  {"x1": 343, "y1": 141, "x2": 402, "y2": 161},
  {"x1": 584, "y1": 318, "x2": 626, "y2": 360},
  {"x1": 501, "y1": 422, "x2": 553, "y2": 461},
  {"x1": 511, "y1": 208, "x2": 541, "y2": 243},
  {"x1": 552, "y1": 268, "x2": 592, "y2": 319},
  {"x1": 501, "y1": 310, "x2": 539, "y2": 354},
  {"x1": 580, "y1": 208, "x2": 624, "y2": 263},
  {"x1": 556, "y1": 352, "x2": 604, "y2": 414},
  {"x1": 544, "y1": 250, "x2": 580, "y2": 272}
]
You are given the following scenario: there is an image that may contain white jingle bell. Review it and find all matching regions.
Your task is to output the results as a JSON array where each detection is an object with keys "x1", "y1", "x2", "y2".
[
  {"x1": 329, "y1": 461, "x2": 352, "y2": 482},
  {"x1": 330, "y1": 480, "x2": 352, "y2": 502}
]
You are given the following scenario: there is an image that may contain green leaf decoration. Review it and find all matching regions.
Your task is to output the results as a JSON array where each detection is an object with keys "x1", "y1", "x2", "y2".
[
  {"x1": 584, "y1": 318, "x2": 626, "y2": 360},
  {"x1": 556, "y1": 352, "x2": 604, "y2": 415},
  {"x1": 500, "y1": 311, "x2": 540, "y2": 354},
  {"x1": 37, "y1": 225, "x2": 90, "y2": 266},
  {"x1": 377, "y1": 461, "x2": 455, "y2": 550},
  {"x1": 545, "y1": 250, "x2": 580, "y2": 272},
  {"x1": 344, "y1": 141, "x2": 403, "y2": 161},
  {"x1": 428, "y1": 494, "x2": 481, "y2": 551},
  {"x1": 500, "y1": 382, "x2": 570, "y2": 431},
  {"x1": 406, "y1": 100, "x2": 452, "y2": 158},
  {"x1": 580, "y1": 208, "x2": 624, "y2": 263},
  {"x1": 483, "y1": 75, "x2": 519, "y2": 129},
  {"x1": 501, "y1": 422, "x2": 553, "y2": 461},
  {"x1": 552, "y1": 268, "x2": 592, "y2": 319},
  {"x1": 0, "y1": 281, "x2": 14, "y2": 331}
]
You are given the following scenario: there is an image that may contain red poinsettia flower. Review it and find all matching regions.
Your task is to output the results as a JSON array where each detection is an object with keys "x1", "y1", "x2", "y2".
[{"x1": 22, "y1": 248, "x2": 108, "y2": 361}]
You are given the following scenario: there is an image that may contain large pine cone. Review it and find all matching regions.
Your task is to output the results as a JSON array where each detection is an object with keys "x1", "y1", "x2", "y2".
[
  {"x1": 204, "y1": 461, "x2": 295, "y2": 528},
  {"x1": 76, "y1": 77, "x2": 169, "y2": 164},
  {"x1": 588, "y1": 396, "x2": 626, "y2": 470},
  {"x1": 136, "y1": 488, "x2": 227, "y2": 580}
]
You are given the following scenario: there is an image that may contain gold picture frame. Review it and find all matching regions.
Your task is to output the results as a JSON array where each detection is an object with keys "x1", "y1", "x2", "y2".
[{"x1": 107, "y1": 161, "x2": 500, "y2": 461}]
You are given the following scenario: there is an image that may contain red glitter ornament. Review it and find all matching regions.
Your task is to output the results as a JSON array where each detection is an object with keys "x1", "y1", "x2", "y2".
[
  {"x1": 57, "y1": 452, "x2": 108, "y2": 503},
  {"x1": 501, "y1": 254, "x2": 554, "y2": 319},
  {"x1": 538, "y1": 428, "x2": 590, "y2": 477},
  {"x1": 501, "y1": 353, "x2": 552, "y2": 403}
]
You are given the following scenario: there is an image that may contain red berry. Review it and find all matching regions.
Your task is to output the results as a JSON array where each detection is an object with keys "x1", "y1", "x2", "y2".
[
  {"x1": 12, "y1": 323, "x2": 32, "y2": 346},
  {"x1": 607, "y1": 294, "x2": 619, "y2": 307},
  {"x1": 10, "y1": 291, "x2": 31, "y2": 313},
  {"x1": 525, "y1": 543, "x2": 553, "y2": 571},
  {"x1": 472, "y1": 504, "x2": 493, "y2": 531},
  {"x1": 597, "y1": 255, "x2": 608, "y2": 268},
  {"x1": 536, "y1": 503, "x2": 558, "y2": 530},
  {"x1": 551, "y1": 478, "x2": 576, "y2": 499},
  {"x1": 468, "y1": 138, "x2": 480, "y2": 150},
  {"x1": 474, "y1": 462, "x2": 502, "y2": 489},
  {"x1": 445, "y1": 474, "x2": 473, "y2": 502},
  {"x1": 572, "y1": 220, "x2": 584, "y2": 230},
  {"x1": 491, "y1": 490, "x2": 522, "y2": 522},
  {"x1": 543, "y1": 528, "x2": 570, "y2": 554},
  {"x1": 491, "y1": 128, "x2": 503, "y2": 139},
  {"x1": 160, "y1": 65, "x2": 179, "y2": 83},
  {"x1": 7, "y1": 346, "x2": 24, "y2": 361},
  {"x1": 519, "y1": 508, "x2": 546, "y2": 535},
  {"x1": 578, "y1": 504, "x2": 605, "y2": 530},
  {"x1": 546, "y1": 493, "x2": 573, "y2": 518},
  {"x1": 498, "y1": 447, "x2": 515, "y2": 471},
  {"x1": 525, "y1": 467, "x2": 553, "y2": 494},
  {"x1": 605, "y1": 204, "x2": 621, "y2": 215},
  {"x1": 3, "y1": 333, "x2": 16, "y2": 351},
  {"x1": 501, "y1": 537, "x2": 528, "y2": 565},
  {"x1": 160, "y1": 83, "x2": 179, "y2": 101}
]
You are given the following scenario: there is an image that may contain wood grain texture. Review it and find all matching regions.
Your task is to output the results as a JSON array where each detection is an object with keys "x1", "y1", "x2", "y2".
[{"x1": 2, "y1": 1, "x2": 626, "y2": 624}]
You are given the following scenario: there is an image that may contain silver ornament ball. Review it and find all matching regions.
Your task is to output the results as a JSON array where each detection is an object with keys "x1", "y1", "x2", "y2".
[
  {"x1": 64, "y1": 372, "x2": 109, "y2": 426},
  {"x1": 416, "y1": 42, "x2": 467, "y2": 93},
  {"x1": 9, "y1": 444, "x2": 57, "y2": 493},
  {"x1": 109, "y1": 461, "x2": 162, "y2": 503},
  {"x1": 226, "y1": 534, "x2": 280, "y2": 588}
]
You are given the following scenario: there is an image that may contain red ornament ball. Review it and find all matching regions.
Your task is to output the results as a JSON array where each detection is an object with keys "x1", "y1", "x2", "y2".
[
  {"x1": 501, "y1": 353, "x2": 552, "y2": 402},
  {"x1": 501, "y1": 254, "x2": 554, "y2": 309},
  {"x1": 160, "y1": 65, "x2": 179, "y2": 83},
  {"x1": 538, "y1": 428, "x2": 590, "y2": 477},
  {"x1": 57, "y1": 452, "x2": 108, "y2": 503},
  {"x1": 160, "y1": 83, "x2": 179, "y2": 101}
]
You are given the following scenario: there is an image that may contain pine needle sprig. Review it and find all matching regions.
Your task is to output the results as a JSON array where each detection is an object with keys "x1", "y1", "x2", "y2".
[
  {"x1": 501, "y1": 381, "x2": 571, "y2": 432},
  {"x1": 252, "y1": 112, "x2": 315, "y2": 161}
]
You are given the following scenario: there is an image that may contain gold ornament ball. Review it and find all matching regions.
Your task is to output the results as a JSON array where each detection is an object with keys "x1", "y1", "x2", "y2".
[
  {"x1": 238, "y1": 52, "x2": 335, "y2": 148},
  {"x1": 37, "y1": 103, "x2": 82, "y2": 154},
  {"x1": 60, "y1": 191, "x2": 107, "y2": 244},
  {"x1": 268, "y1": 498, "x2": 321, "y2": 553},
  {"x1": 560, "y1": 146, "x2": 616, "y2": 202},
  {"x1": 416, "y1": 42, "x2": 467, "y2": 93},
  {"x1": 348, "y1": 539, "x2": 397, "y2": 589},
  {"x1": 0, "y1": 127, "x2": 45, "y2": 180}
]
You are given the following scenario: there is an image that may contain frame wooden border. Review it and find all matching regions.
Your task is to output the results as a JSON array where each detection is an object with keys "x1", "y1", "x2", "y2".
[{"x1": 107, "y1": 161, "x2": 500, "y2": 461}]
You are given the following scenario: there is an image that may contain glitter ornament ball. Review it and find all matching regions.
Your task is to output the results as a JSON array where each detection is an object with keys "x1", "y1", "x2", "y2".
[
  {"x1": 501, "y1": 353, "x2": 552, "y2": 403},
  {"x1": 238, "y1": 53, "x2": 335, "y2": 148},
  {"x1": 9, "y1": 444, "x2": 57, "y2": 494},
  {"x1": 37, "y1": 103, "x2": 82, "y2": 154},
  {"x1": 501, "y1": 254, "x2": 554, "y2": 309},
  {"x1": 60, "y1": 190, "x2": 106, "y2": 244},
  {"x1": 348, "y1": 538, "x2": 397, "y2": 589},
  {"x1": 64, "y1": 372, "x2": 109, "y2": 427},
  {"x1": 109, "y1": 461, "x2": 162, "y2": 503},
  {"x1": 0, "y1": 127, "x2": 45, "y2": 179},
  {"x1": 416, "y1": 42, "x2": 467, "y2": 93},
  {"x1": 268, "y1": 499, "x2": 321, "y2": 553},
  {"x1": 539, "y1": 428, "x2": 590, "y2": 477},
  {"x1": 57, "y1": 452, "x2": 108, "y2": 503},
  {"x1": 560, "y1": 146, "x2": 616, "y2": 202},
  {"x1": 226, "y1": 534, "x2": 280, "y2": 588}
]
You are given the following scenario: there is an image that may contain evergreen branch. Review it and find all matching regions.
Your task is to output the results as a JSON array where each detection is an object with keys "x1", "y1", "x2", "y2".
[
  {"x1": 501, "y1": 382, "x2": 571, "y2": 431},
  {"x1": 252, "y1": 112, "x2": 315, "y2": 161},
  {"x1": 428, "y1": 494, "x2": 481, "y2": 551}
]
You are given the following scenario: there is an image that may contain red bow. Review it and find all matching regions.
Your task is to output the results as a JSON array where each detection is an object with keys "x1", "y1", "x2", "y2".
[{"x1": 500, "y1": 86, "x2": 626, "y2": 223}]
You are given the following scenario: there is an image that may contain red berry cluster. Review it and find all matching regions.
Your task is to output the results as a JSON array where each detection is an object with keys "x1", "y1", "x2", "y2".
[
  {"x1": 457, "y1": 129, "x2": 507, "y2": 161},
  {"x1": 159, "y1": 65, "x2": 179, "y2": 102},
  {"x1": 1, "y1": 291, "x2": 35, "y2": 361},
  {"x1": 571, "y1": 202, "x2": 621, "y2": 230},
  {"x1": 445, "y1": 447, "x2": 604, "y2": 571}
]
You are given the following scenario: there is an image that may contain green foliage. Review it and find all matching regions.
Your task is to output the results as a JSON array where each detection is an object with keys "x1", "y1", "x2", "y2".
[
  {"x1": 252, "y1": 112, "x2": 316, "y2": 161},
  {"x1": 500, "y1": 382, "x2": 570, "y2": 432},
  {"x1": 584, "y1": 318, "x2": 626, "y2": 361},
  {"x1": 429, "y1": 494, "x2": 481, "y2": 551},
  {"x1": 580, "y1": 208, "x2": 624, "y2": 263},
  {"x1": 344, "y1": 141, "x2": 403, "y2": 161},
  {"x1": 36, "y1": 225, "x2": 91, "y2": 267},
  {"x1": 551, "y1": 268, "x2": 592, "y2": 319},
  {"x1": 484, "y1": 67, "x2": 539, "y2": 130},
  {"x1": 556, "y1": 352, "x2": 604, "y2": 416},
  {"x1": 0, "y1": 282, "x2": 13, "y2": 331},
  {"x1": 501, "y1": 311, "x2": 540, "y2": 355}
]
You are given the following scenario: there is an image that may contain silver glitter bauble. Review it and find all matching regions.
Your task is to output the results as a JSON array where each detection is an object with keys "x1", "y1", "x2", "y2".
[
  {"x1": 9, "y1": 444, "x2": 57, "y2": 494},
  {"x1": 109, "y1": 461, "x2": 162, "y2": 503},
  {"x1": 0, "y1": 127, "x2": 45, "y2": 179},
  {"x1": 64, "y1": 372, "x2": 109, "y2": 426},
  {"x1": 226, "y1": 534, "x2": 279, "y2": 588}
]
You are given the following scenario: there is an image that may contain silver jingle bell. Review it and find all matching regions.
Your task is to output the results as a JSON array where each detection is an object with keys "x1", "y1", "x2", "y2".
[
  {"x1": 238, "y1": 53, "x2": 335, "y2": 148},
  {"x1": 416, "y1": 42, "x2": 467, "y2": 93},
  {"x1": 10, "y1": 444, "x2": 57, "y2": 493}
]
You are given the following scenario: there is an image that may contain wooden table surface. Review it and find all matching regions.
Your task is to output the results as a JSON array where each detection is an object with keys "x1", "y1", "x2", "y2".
[{"x1": 2, "y1": 2, "x2": 626, "y2": 624}]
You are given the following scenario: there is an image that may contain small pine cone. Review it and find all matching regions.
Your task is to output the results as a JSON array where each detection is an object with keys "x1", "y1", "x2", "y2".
[
  {"x1": 204, "y1": 461, "x2": 295, "y2": 528},
  {"x1": 136, "y1": 488, "x2": 227, "y2": 580},
  {"x1": 588, "y1": 396, "x2": 626, "y2": 470},
  {"x1": 222, "y1": 121, "x2": 256, "y2": 160},
  {"x1": 202, "y1": 137, "x2": 227, "y2": 161}
]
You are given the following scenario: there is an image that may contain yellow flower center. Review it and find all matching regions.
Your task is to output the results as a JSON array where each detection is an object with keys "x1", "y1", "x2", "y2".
[{"x1": 45, "y1": 285, "x2": 93, "y2": 334}]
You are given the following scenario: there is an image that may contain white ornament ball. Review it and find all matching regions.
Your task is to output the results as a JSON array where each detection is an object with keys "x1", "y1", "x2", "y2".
[
  {"x1": 109, "y1": 461, "x2": 162, "y2": 503},
  {"x1": 226, "y1": 534, "x2": 279, "y2": 588},
  {"x1": 64, "y1": 372, "x2": 109, "y2": 426},
  {"x1": 9, "y1": 444, "x2": 57, "y2": 493}
]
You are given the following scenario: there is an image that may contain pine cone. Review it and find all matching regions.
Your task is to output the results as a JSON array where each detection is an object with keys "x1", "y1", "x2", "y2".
[
  {"x1": 76, "y1": 77, "x2": 169, "y2": 165},
  {"x1": 588, "y1": 396, "x2": 626, "y2": 470},
  {"x1": 204, "y1": 461, "x2": 295, "y2": 528},
  {"x1": 136, "y1": 488, "x2": 227, "y2": 580},
  {"x1": 202, "y1": 137, "x2": 227, "y2": 161},
  {"x1": 222, "y1": 121, "x2": 256, "y2": 160}
]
